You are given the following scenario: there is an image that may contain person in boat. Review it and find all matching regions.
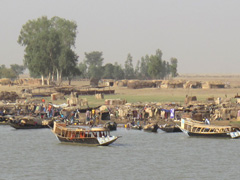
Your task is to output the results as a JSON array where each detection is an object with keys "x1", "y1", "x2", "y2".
[
  {"x1": 137, "y1": 120, "x2": 140, "y2": 126},
  {"x1": 131, "y1": 120, "x2": 135, "y2": 126},
  {"x1": 47, "y1": 103, "x2": 52, "y2": 118},
  {"x1": 205, "y1": 118, "x2": 210, "y2": 125},
  {"x1": 3, "y1": 109, "x2": 7, "y2": 116},
  {"x1": 70, "y1": 111, "x2": 75, "y2": 124},
  {"x1": 92, "y1": 109, "x2": 96, "y2": 125},
  {"x1": 0, "y1": 109, "x2": 3, "y2": 116}
]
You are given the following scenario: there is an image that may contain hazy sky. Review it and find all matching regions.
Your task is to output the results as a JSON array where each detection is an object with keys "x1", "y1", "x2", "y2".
[{"x1": 1, "y1": 0, "x2": 240, "y2": 74}]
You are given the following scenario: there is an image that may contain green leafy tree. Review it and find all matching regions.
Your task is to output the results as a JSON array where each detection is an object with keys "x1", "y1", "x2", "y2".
[
  {"x1": 0, "y1": 65, "x2": 17, "y2": 79},
  {"x1": 18, "y1": 17, "x2": 52, "y2": 83},
  {"x1": 166, "y1": 62, "x2": 171, "y2": 79},
  {"x1": 148, "y1": 52, "x2": 162, "y2": 79},
  {"x1": 78, "y1": 62, "x2": 88, "y2": 78},
  {"x1": 60, "y1": 49, "x2": 80, "y2": 85},
  {"x1": 135, "y1": 60, "x2": 140, "y2": 78},
  {"x1": 0, "y1": 65, "x2": 6, "y2": 78},
  {"x1": 51, "y1": 17, "x2": 78, "y2": 82},
  {"x1": 84, "y1": 51, "x2": 103, "y2": 67},
  {"x1": 102, "y1": 63, "x2": 114, "y2": 79},
  {"x1": 84, "y1": 51, "x2": 104, "y2": 79},
  {"x1": 170, "y1": 57, "x2": 178, "y2": 77},
  {"x1": 113, "y1": 63, "x2": 124, "y2": 80},
  {"x1": 124, "y1": 53, "x2": 135, "y2": 79},
  {"x1": 10, "y1": 64, "x2": 26, "y2": 78},
  {"x1": 147, "y1": 49, "x2": 173, "y2": 79},
  {"x1": 18, "y1": 16, "x2": 78, "y2": 84},
  {"x1": 140, "y1": 56, "x2": 150, "y2": 79}
]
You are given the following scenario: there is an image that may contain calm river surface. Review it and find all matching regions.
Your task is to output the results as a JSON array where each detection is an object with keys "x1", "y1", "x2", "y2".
[{"x1": 0, "y1": 125, "x2": 240, "y2": 180}]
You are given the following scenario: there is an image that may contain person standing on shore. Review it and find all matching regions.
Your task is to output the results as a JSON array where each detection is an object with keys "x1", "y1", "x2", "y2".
[{"x1": 86, "y1": 110, "x2": 90, "y2": 122}]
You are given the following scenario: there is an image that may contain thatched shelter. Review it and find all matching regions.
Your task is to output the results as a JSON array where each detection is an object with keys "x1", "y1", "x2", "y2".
[
  {"x1": 115, "y1": 80, "x2": 128, "y2": 87},
  {"x1": 161, "y1": 80, "x2": 185, "y2": 88},
  {"x1": 127, "y1": 80, "x2": 140, "y2": 89},
  {"x1": 14, "y1": 78, "x2": 47, "y2": 86},
  {"x1": 90, "y1": 78, "x2": 100, "y2": 87},
  {"x1": 202, "y1": 81, "x2": 226, "y2": 89},
  {"x1": 152, "y1": 80, "x2": 162, "y2": 88},
  {"x1": 184, "y1": 81, "x2": 202, "y2": 89},
  {"x1": 100, "y1": 79, "x2": 115, "y2": 87},
  {"x1": 0, "y1": 78, "x2": 12, "y2": 85},
  {"x1": 127, "y1": 80, "x2": 158, "y2": 89},
  {"x1": 105, "y1": 99, "x2": 127, "y2": 105}
]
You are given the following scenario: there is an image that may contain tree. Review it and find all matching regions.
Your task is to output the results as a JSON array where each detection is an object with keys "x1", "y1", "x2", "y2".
[
  {"x1": 78, "y1": 62, "x2": 88, "y2": 78},
  {"x1": 147, "y1": 49, "x2": 170, "y2": 79},
  {"x1": 113, "y1": 63, "x2": 124, "y2": 80},
  {"x1": 10, "y1": 64, "x2": 26, "y2": 78},
  {"x1": 18, "y1": 16, "x2": 78, "y2": 85},
  {"x1": 140, "y1": 56, "x2": 150, "y2": 79},
  {"x1": 0, "y1": 65, "x2": 17, "y2": 79},
  {"x1": 166, "y1": 62, "x2": 171, "y2": 79},
  {"x1": 18, "y1": 17, "x2": 51, "y2": 83},
  {"x1": 170, "y1": 57, "x2": 178, "y2": 77},
  {"x1": 64, "y1": 67, "x2": 81, "y2": 85},
  {"x1": 135, "y1": 60, "x2": 140, "y2": 78},
  {"x1": 147, "y1": 50, "x2": 163, "y2": 79},
  {"x1": 84, "y1": 51, "x2": 104, "y2": 79},
  {"x1": 60, "y1": 49, "x2": 80, "y2": 85},
  {"x1": 124, "y1": 53, "x2": 135, "y2": 79},
  {"x1": 102, "y1": 63, "x2": 115, "y2": 79},
  {"x1": 51, "y1": 16, "x2": 78, "y2": 82},
  {"x1": 58, "y1": 49, "x2": 79, "y2": 80},
  {"x1": 84, "y1": 51, "x2": 103, "y2": 67}
]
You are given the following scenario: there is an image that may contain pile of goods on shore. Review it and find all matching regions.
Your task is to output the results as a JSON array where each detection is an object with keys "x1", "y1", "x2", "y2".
[{"x1": 0, "y1": 91, "x2": 19, "y2": 102}]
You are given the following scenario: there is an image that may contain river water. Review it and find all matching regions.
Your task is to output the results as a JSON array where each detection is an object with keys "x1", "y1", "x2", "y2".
[{"x1": 0, "y1": 125, "x2": 240, "y2": 180}]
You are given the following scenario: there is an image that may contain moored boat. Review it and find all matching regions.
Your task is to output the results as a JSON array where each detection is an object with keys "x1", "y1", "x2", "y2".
[
  {"x1": 179, "y1": 118, "x2": 239, "y2": 138},
  {"x1": 131, "y1": 125, "x2": 143, "y2": 130},
  {"x1": 143, "y1": 123, "x2": 158, "y2": 132},
  {"x1": 9, "y1": 116, "x2": 53, "y2": 129},
  {"x1": 0, "y1": 115, "x2": 11, "y2": 125},
  {"x1": 103, "y1": 121, "x2": 117, "y2": 131},
  {"x1": 159, "y1": 124, "x2": 182, "y2": 133},
  {"x1": 51, "y1": 122, "x2": 119, "y2": 146}
]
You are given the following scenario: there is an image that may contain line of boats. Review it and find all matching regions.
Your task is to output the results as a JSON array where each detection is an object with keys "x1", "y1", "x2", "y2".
[{"x1": 1, "y1": 114, "x2": 240, "y2": 147}]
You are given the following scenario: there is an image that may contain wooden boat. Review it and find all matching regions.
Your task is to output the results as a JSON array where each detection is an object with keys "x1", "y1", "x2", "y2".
[
  {"x1": 131, "y1": 125, "x2": 143, "y2": 130},
  {"x1": 103, "y1": 121, "x2": 117, "y2": 131},
  {"x1": 143, "y1": 123, "x2": 158, "y2": 132},
  {"x1": 159, "y1": 124, "x2": 182, "y2": 133},
  {"x1": 9, "y1": 116, "x2": 53, "y2": 129},
  {"x1": 51, "y1": 122, "x2": 119, "y2": 146},
  {"x1": 0, "y1": 115, "x2": 10, "y2": 125},
  {"x1": 179, "y1": 118, "x2": 239, "y2": 138}
]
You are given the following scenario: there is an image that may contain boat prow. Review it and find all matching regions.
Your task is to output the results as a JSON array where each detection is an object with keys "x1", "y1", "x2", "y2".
[
  {"x1": 230, "y1": 131, "x2": 240, "y2": 139},
  {"x1": 97, "y1": 136, "x2": 120, "y2": 146}
]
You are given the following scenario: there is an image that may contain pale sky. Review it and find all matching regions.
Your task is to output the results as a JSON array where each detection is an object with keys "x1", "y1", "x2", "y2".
[{"x1": 1, "y1": 0, "x2": 240, "y2": 74}]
